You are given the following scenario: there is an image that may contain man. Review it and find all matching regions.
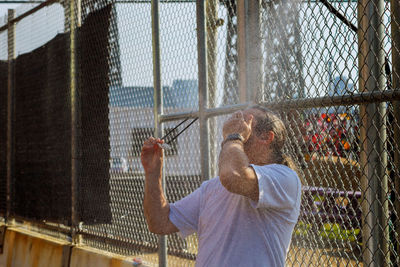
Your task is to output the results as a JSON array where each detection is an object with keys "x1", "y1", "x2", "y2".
[{"x1": 141, "y1": 106, "x2": 301, "y2": 266}]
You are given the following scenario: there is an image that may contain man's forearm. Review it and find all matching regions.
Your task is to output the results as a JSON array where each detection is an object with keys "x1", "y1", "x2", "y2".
[
  {"x1": 218, "y1": 141, "x2": 250, "y2": 189},
  {"x1": 218, "y1": 141, "x2": 259, "y2": 201},
  {"x1": 219, "y1": 141, "x2": 249, "y2": 177},
  {"x1": 143, "y1": 171, "x2": 170, "y2": 234}
]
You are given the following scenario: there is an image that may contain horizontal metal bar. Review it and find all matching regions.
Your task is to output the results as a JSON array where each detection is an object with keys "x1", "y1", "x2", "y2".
[
  {"x1": 159, "y1": 111, "x2": 199, "y2": 122},
  {"x1": 262, "y1": 89, "x2": 400, "y2": 110},
  {"x1": 205, "y1": 102, "x2": 252, "y2": 117},
  {"x1": 158, "y1": 103, "x2": 252, "y2": 122},
  {"x1": 161, "y1": 90, "x2": 400, "y2": 122},
  {"x1": 0, "y1": 0, "x2": 58, "y2": 33}
]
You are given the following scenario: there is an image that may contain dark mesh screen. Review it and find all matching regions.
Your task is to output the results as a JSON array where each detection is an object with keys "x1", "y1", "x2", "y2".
[
  {"x1": 77, "y1": 4, "x2": 112, "y2": 223},
  {"x1": 12, "y1": 33, "x2": 71, "y2": 224},
  {"x1": 10, "y1": 6, "x2": 112, "y2": 224},
  {"x1": 0, "y1": 61, "x2": 7, "y2": 216}
]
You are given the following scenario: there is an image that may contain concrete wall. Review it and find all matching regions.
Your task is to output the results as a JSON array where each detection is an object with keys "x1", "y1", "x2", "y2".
[{"x1": 0, "y1": 226, "x2": 145, "y2": 267}]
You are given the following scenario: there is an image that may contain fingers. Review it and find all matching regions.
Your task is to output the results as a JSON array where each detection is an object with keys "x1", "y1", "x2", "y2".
[
  {"x1": 247, "y1": 114, "x2": 254, "y2": 126},
  {"x1": 229, "y1": 111, "x2": 252, "y2": 127},
  {"x1": 142, "y1": 137, "x2": 165, "y2": 150},
  {"x1": 141, "y1": 137, "x2": 164, "y2": 172},
  {"x1": 224, "y1": 111, "x2": 246, "y2": 128},
  {"x1": 232, "y1": 111, "x2": 244, "y2": 120},
  {"x1": 222, "y1": 111, "x2": 254, "y2": 142},
  {"x1": 144, "y1": 137, "x2": 164, "y2": 144}
]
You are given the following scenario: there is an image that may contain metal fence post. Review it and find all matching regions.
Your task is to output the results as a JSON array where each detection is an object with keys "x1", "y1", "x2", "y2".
[
  {"x1": 151, "y1": 1, "x2": 167, "y2": 266},
  {"x1": 206, "y1": 0, "x2": 218, "y2": 178},
  {"x1": 6, "y1": 9, "x2": 15, "y2": 224},
  {"x1": 358, "y1": 0, "x2": 390, "y2": 265},
  {"x1": 70, "y1": 0, "x2": 81, "y2": 244},
  {"x1": 197, "y1": 0, "x2": 210, "y2": 182},
  {"x1": 390, "y1": 0, "x2": 400, "y2": 261},
  {"x1": 237, "y1": 0, "x2": 262, "y2": 102}
]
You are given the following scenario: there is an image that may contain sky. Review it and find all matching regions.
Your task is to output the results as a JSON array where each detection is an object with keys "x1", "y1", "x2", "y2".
[
  {"x1": 0, "y1": 3, "x2": 19, "y2": 22},
  {"x1": 0, "y1": 3, "x2": 19, "y2": 14}
]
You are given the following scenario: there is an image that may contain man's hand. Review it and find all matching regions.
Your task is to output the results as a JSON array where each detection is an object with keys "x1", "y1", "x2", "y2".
[
  {"x1": 141, "y1": 137, "x2": 164, "y2": 174},
  {"x1": 222, "y1": 111, "x2": 254, "y2": 142}
]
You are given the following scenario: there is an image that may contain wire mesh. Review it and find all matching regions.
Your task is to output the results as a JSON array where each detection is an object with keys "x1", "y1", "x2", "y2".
[
  {"x1": 254, "y1": 0, "x2": 398, "y2": 266},
  {"x1": 219, "y1": 0, "x2": 238, "y2": 106},
  {"x1": 76, "y1": 1, "x2": 159, "y2": 264},
  {"x1": 157, "y1": 3, "x2": 200, "y2": 263},
  {"x1": 0, "y1": 0, "x2": 400, "y2": 266}
]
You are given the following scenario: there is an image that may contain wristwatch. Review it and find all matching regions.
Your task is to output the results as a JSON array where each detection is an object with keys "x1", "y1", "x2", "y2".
[{"x1": 222, "y1": 133, "x2": 245, "y2": 146}]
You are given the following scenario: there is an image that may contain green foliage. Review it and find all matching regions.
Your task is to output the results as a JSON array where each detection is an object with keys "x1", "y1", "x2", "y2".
[
  {"x1": 295, "y1": 221, "x2": 311, "y2": 236},
  {"x1": 295, "y1": 221, "x2": 361, "y2": 243}
]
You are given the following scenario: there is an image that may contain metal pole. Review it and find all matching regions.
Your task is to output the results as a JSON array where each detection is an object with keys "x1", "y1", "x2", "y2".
[
  {"x1": 390, "y1": 0, "x2": 400, "y2": 262},
  {"x1": 197, "y1": 0, "x2": 210, "y2": 181},
  {"x1": 70, "y1": 0, "x2": 81, "y2": 244},
  {"x1": 206, "y1": 0, "x2": 218, "y2": 106},
  {"x1": 358, "y1": 0, "x2": 389, "y2": 265},
  {"x1": 246, "y1": 0, "x2": 261, "y2": 102},
  {"x1": 206, "y1": 0, "x2": 217, "y2": 177},
  {"x1": 237, "y1": 0, "x2": 262, "y2": 102},
  {"x1": 151, "y1": 0, "x2": 167, "y2": 266},
  {"x1": 158, "y1": 90, "x2": 400, "y2": 122},
  {"x1": 237, "y1": 0, "x2": 246, "y2": 103},
  {"x1": 6, "y1": 9, "x2": 15, "y2": 223}
]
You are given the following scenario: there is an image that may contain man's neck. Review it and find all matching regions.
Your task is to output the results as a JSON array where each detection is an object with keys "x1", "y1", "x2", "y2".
[{"x1": 249, "y1": 152, "x2": 274, "y2": 166}]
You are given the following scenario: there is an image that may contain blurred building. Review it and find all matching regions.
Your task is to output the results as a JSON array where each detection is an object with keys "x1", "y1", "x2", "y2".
[
  {"x1": 329, "y1": 75, "x2": 354, "y2": 97},
  {"x1": 327, "y1": 75, "x2": 354, "y2": 114},
  {"x1": 109, "y1": 79, "x2": 201, "y2": 175}
]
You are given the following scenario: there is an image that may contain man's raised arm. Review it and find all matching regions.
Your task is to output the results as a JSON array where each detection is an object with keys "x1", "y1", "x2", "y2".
[
  {"x1": 218, "y1": 111, "x2": 259, "y2": 202},
  {"x1": 141, "y1": 137, "x2": 178, "y2": 235}
]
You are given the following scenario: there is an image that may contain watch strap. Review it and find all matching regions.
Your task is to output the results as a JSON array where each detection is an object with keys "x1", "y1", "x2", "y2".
[{"x1": 223, "y1": 133, "x2": 244, "y2": 146}]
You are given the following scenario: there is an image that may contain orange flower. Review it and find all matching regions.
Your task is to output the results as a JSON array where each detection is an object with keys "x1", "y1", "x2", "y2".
[{"x1": 343, "y1": 141, "x2": 350, "y2": 150}]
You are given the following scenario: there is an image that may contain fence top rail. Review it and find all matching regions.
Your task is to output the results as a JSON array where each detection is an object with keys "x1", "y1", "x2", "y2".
[{"x1": 0, "y1": 0, "x2": 367, "y2": 33}]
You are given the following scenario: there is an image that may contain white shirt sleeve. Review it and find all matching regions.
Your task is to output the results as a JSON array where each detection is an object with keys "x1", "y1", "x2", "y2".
[
  {"x1": 169, "y1": 184, "x2": 203, "y2": 239},
  {"x1": 249, "y1": 164, "x2": 301, "y2": 211}
]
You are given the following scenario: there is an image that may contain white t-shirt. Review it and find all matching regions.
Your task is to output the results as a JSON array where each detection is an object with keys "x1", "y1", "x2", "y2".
[{"x1": 169, "y1": 164, "x2": 302, "y2": 267}]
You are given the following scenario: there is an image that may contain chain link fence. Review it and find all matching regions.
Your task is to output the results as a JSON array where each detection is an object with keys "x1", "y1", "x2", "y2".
[{"x1": 1, "y1": 0, "x2": 400, "y2": 266}]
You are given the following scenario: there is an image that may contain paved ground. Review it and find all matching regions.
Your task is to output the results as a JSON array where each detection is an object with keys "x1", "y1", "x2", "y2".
[{"x1": 134, "y1": 246, "x2": 361, "y2": 267}]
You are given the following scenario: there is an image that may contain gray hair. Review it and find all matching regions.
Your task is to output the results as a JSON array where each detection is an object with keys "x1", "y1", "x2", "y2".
[{"x1": 250, "y1": 105, "x2": 298, "y2": 172}]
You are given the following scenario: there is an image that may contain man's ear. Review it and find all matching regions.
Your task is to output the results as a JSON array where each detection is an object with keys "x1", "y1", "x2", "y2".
[{"x1": 258, "y1": 131, "x2": 274, "y2": 145}]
